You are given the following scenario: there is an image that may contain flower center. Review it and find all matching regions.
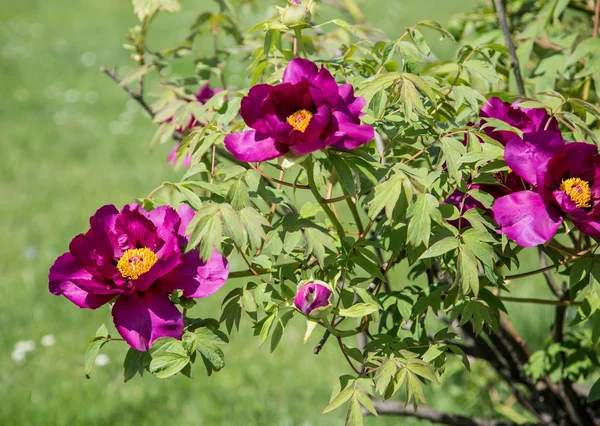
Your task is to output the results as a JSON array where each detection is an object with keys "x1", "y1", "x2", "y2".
[
  {"x1": 286, "y1": 109, "x2": 313, "y2": 133},
  {"x1": 560, "y1": 177, "x2": 592, "y2": 208},
  {"x1": 117, "y1": 248, "x2": 158, "y2": 280}
]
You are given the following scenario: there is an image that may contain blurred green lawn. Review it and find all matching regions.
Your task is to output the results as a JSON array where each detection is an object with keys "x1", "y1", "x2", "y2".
[{"x1": 0, "y1": 0, "x2": 559, "y2": 424}]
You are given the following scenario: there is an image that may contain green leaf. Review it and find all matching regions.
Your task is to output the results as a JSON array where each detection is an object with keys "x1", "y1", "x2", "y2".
[
  {"x1": 440, "y1": 137, "x2": 465, "y2": 183},
  {"x1": 259, "y1": 312, "x2": 276, "y2": 347},
  {"x1": 186, "y1": 203, "x2": 223, "y2": 261},
  {"x1": 164, "y1": 182, "x2": 202, "y2": 210},
  {"x1": 219, "y1": 204, "x2": 245, "y2": 248},
  {"x1": 417, "y1": 20, "x2": 456, "y2": 42},
  {"x1": 588, "y1": 377, "x2": 600, "y2": 402},
  {"x1": 182, "y1": 332, "x2": 198, "y2": 355},
  {"x1": 226, "y1": 179, "x2": 250, "y2": 211},
  {"x1": 149, "y1": 353, "x2": 190, "y2": 378},
  {"x1": 123, "y1": 348, "x2": 149, "y2": 382},
  {"x1": 457, "y1": 247, "x2": 480, "y2": 296},
  {"x1": 339, "y1": 303, "x2": 379, "y2": 318},
  {"x1": 84, "y1": 338, "x2": 107, "y2": 378},
  {"x1": 419, "y1": 237, "x2": 459, "y2": 259},
  {"x1": 368, "y1": 174, "x2": 403, "y2": 220},
  {"x1": 346, "y1": 395, "x2": 364, "y2": 426},
  {"x1": 196, "y1": 327, "x2": 228, "y2": 375},
  {"x1": 323, "y1": 388, "x2": 354, "y2": 414},
  {"x1": 355, "y1": 391, "x2": 377, "y2": 416},
  {"x1": 464, "y1": 59, "x2": 500, "y2": 85},
  {"x1": 132, "y1": 0, "x2": 180, "y2": 20},
  {"x1": 400, "y1": 77, "x2": 425, "y2": 119},
  {"x1": 408, "y1": 28, "x2": 431, "y2": 56},
  {"x1": 405, "y1": 362, "x2": 439, "y2": 383},
  {"x1": 270, "y1": 310, "x2": 294, "y2": 353},
  {"x1": 407, "y1": 193, "x2": 439, "y2": 247},
  {"x1": 240, "y1": 207, "x2": 270, "y2": 251},
  {"x1": 375, "y1": 360, "x2": 397, "y2": 395},
  {"x1": 329, "y1": 156, "x2": 357, "y2": 197},
  {"x1": 480, "y1": 117, "x2": 523, "y2": 139}
]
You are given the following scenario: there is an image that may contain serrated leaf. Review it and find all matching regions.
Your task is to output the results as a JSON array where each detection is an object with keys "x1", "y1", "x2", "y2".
[
  {"x1": 240, "y1": 207, "x2": 269, "y2": 250},
  {"x1": 407, "y1": 193, "x2": 439, "y2": 247},
  {"x1": 219, "y1": 204, "x2": 245, "y2": 248},
  {"x1": 368, "y1": 175, "x2": 403, "y2": 220}
]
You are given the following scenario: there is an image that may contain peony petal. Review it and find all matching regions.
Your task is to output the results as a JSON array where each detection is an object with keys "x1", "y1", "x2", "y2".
[
  {"x1": 157, "y1": 249, "x2": 229, "y2": 298},
  {"x1": 224, "y1": 130, "x2": 288, "y2": 162},
  {"x1": 115, "y1": 204, "x2": 159, "y2": 252},
  {"x1": 546, "y1": 142, "x2": 598, "y2": 184},
  {"x1": 177, "y1": 204, "x2": 195, "y2": 238},
  {"x1": 48, "y1": 253, "x2": 115, "y2": 308},
  {"x1": 195, "y1": 83, "x2": 221, "y2": 104},
  {"x1": 240, "y1": 84, "x2": 272, "y2": 133},
  {"x1": 112, "y1": 289, "x2": 183, "y2": 352},
  {"x1": 88, "y1": 204, "x2": 121, "y2": 259},
  {"x1": 337, "y1": 84, "x2": 366, "y2": 117},
  {"x1": 573, "y1": 216, "x2": 600, "y2": 240},
  {"x1": 69, "y1": 233, "x2": 122, "y2": 283},
  {"x1": 282, "y1": 58, "x2": 319, "y2": 84},
  {"x1": 327, "y1": 111, "x2": 374, "y2": 150},
  {"x1": 289, "y1": 137, "x2": 327, "y2": 156},
  {"x1": 504, "y1": 130, "x2": 565, "y2": 186},
  {"x1": 493, "y1": 191, "x2": 563, "y2": 247},
  {"x1": 313, "y1": 66, "x2": 340, "y2": 106}
]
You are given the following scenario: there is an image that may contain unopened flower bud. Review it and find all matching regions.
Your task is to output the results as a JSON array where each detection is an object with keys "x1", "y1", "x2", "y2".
[
  {"x1": 280, "y1": 2, "x2": 312, "y2": 28},
  {"x1": 294, "y1": 280, "x2": 332, "y2": 318}
]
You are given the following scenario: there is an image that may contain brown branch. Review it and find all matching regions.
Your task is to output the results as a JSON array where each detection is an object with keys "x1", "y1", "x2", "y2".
[
  {"x1": 493, "y1": 0, "x2": 526, "y2": 96},
  {"x1": 539, "y1": 250, "x2": 561, "y2": 298},
  {"x1": 100, "y1": 66, "x2": 154, "y2": 118},
  {"x1": 368, "y1": 400, "x2": 527, "y2": 426}
]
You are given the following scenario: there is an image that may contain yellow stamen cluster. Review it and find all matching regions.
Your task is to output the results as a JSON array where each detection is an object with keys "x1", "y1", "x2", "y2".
[
  {"x1": 286, "y1": 109, "x2": 313, "y2": 133},
  {"x1": 560, "y1": 177, "x2": 592, "y2": 209},
  {"x1": 117, "y1": 248, "x2": 158, "y2": 280}
]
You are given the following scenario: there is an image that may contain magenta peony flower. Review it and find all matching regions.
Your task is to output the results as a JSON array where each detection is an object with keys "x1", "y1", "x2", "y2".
[
  {"x1": 480, "y1": 97, "x2": 559, "y2": 145},
  {"x1": 294, "y1": 280, "x2": 332, "y2": 317},
  {"x1": 48, "y1": 203, "x2": 229, "y2": 351},
  {"x1": 167, "y1": 145, "x2": 192, "y2": 168},
  {"x1": 492, "y1": 130, "x2": 600, "y2": 247},
  {"x1": 224, "y1": 58, "x2": 374, "y2": 162}
]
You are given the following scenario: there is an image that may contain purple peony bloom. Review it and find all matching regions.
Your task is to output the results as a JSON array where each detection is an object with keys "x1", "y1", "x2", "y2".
[
  {"x1": 167, "y1": 145, "x2": 192, "y2": 168},
  {"x1": 48, "y1": 203, "x2": 229, "y2": 351},
  {"x1": 493, "y1": 130, "x2": 600, "y2": 247},
  {"x1": 480, "y1": 97, "x2": 560, "y2": 145},
  {"x1": 224, "y1": 58, "x2": 374, "y2": 162},
  {"x1": 294, "y1": 280, "x2": 332, "y2": 317}
]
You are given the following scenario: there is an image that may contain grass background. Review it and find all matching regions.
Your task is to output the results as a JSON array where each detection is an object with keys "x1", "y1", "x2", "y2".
[{"x1": 0, "y1": 0, "x2": 559, "y2": 424}]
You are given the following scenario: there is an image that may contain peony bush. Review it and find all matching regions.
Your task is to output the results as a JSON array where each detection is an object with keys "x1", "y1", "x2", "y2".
[{"x1": 50, "y1": 0, "x2": 600, "y2": 424}]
